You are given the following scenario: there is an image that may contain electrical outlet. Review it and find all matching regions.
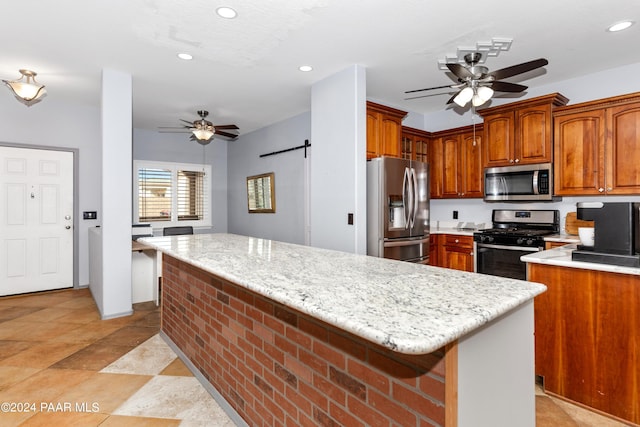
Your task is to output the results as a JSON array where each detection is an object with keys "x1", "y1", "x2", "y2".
[{"x1": 453, "y1": 210, "x2": 458, "y2": 220}]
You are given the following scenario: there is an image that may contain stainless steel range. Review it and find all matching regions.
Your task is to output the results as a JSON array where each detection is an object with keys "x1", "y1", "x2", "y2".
[{"x1": 474, "y1": 209, "x2": 559, "y2": 280}]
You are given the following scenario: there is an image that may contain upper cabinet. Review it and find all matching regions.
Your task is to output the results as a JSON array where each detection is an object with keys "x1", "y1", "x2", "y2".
[
  {"x1": 401, "y1": 126, "x2": 430, "y2": 163},
  {"x1": 478, "y1": 93, "x2": 569, "y2": 167},
  {"x1": 430, "y1": 125, "x2": 483, "y2": 199},
  {"x1": 553, "y1": 92, "x2": 640, "y2": 195},
  {"x1": 366, "y1": 101, "x2": 407, "y2": 160}
]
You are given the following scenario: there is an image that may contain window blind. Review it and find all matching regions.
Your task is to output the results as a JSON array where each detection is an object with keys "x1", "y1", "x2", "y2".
[{"x1": 138, "y1": 168, "x2": 172, "y2": 222}]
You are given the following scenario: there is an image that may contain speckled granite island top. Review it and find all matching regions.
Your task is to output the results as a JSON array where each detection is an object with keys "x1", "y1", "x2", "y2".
[{"x1": 140, "y1": 233, "x2": 546, "y2": 355}]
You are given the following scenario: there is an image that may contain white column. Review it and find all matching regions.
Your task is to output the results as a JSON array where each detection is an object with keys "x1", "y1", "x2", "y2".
[
  {"x1": 99, "y1": 68, "x2": 133, "y2": 318},
  {"x1": 310, "y1": 65, "x2": 367, "y2": 254}
]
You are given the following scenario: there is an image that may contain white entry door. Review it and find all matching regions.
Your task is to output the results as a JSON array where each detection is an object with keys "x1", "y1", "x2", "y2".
[{"x1": 0, "y1": 146, "x2": 74, "y2": 296}]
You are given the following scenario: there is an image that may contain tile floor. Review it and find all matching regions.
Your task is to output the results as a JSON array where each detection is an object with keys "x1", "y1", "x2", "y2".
[{"x1": 0, "y1": 288, "x2": 630, "y2": 426}]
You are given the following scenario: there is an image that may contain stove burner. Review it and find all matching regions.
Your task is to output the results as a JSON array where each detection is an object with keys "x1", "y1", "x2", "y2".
[{"x1": 477, "y1": 228, "x2": 555, "y2": 237}]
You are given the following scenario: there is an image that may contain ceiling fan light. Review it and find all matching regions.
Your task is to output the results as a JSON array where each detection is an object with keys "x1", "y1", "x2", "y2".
[
  {"x1": 192, "y1": 128, "x2": 214, "y2": 141},
  {"x1": 3, "y1": 69, "x2": 46, "y2": 106},
  {"x1": 476, "y1": 86, "x2": 494, "y2": 102},
  {"x1": 453, "y1": 87, "x2": 474, "y2": 107}
]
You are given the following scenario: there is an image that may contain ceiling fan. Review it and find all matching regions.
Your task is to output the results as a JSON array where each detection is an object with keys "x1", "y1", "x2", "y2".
[
  {"x1": 159, "y1": 110, "x2": 239, "y2": 145},
  {"x1": 405, "y1": 53, "x2": 548, "y2": 108}
]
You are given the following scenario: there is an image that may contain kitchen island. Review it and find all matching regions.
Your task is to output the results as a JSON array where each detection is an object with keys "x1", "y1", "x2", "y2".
[
  {"x1": 141, "y1": 233, "x2": 546, "y2": 427},
  {"x1": 523, "y1": 245, "x2": 640, "y2": 425}
]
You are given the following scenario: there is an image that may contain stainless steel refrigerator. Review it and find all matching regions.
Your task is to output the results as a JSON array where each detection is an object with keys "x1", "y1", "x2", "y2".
[{"x1": 367, "y1": 156, "x2": 430, "y2": 263}]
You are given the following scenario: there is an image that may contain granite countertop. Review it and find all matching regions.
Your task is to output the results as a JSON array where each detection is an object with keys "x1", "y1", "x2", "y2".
[
  {"x1": 543, "y1": 234, "x2": 581, "y2": 243},
  {"x1": 140, "y1": 233, "x2": 546, "y2": 355},
  {"x1": 522, "y1": 244, "x2": 640, "y2": 276}
]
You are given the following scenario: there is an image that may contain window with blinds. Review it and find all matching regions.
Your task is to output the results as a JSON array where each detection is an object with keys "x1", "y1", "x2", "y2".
[{"x1": 134, "y1": 161, "x2": 211, "y2": 228}]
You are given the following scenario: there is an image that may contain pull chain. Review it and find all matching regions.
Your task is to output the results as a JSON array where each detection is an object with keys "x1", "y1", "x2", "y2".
[{"x1": 471, "y1": 105, "x2": 477, "y2": 146}]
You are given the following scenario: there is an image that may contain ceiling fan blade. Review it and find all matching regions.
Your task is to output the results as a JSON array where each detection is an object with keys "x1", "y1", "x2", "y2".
[
  {"x1": 215, "y1": 130, "x2": 239, "y2": 139},
  {"x1": 214, "y1": 124, "x2": 239, "y2": 130},
  {"x1": 489, "y1": 58, "x2": 548, "y2": 80},
  {"x1": 180, "y1": 119, "x2": 194, "y2": 126},
  {"x1": 446, "y1": 63, "x2": 475, "y2": 80},
  {"x1": 446, "y1": 89, "x2": 463, "y2": 105},
  {"x1": 490, "y1": 81, "x2": 528, "y2": 93},
  {"x1": 405, "y1": 84, "x2": 454, "y2": 94},
  {"x1": 159, "y1": 130, "x2": 191, "y2": 133}
]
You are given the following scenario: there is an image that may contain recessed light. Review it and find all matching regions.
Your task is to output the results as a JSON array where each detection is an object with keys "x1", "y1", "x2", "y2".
[
  {"x1": 298, "y1": 65, "x2": 313, "y2": 72},
  {"x1": 216, "y1": 7, "x2": 237, "y2": 19},
  {"x1": 607, "y1": 20, "x2": 634, "y2": 32},
  {"x1": 177, "y1": 53, "x2": 193, "y2": 60}
]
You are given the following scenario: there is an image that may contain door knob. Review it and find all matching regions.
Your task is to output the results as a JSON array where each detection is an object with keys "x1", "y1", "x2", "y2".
[{"x1": 65, "y1": 225, "x2": 71, "y2": 229}]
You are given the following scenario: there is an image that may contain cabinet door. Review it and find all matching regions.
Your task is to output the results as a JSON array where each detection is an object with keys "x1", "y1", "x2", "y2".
[
  {"x1": 366, "y1": 111, "x2": 381, "y2": 159},
  {"x1": 380, "y1": 116, "x2": 402, "y2": 158},
  {"x1": 441, "y1": 237, "x2": 474, "y2": 272},
  {"x1": 605, "y1": 103, "x2": 640, "y2": 194},
  {"x1": 414, "y1": 138, "x2": 429, "y2": 163},
  {"x1": 483, "y1": 112, "x2": 514, "y2": 167},
  {"x1": 516, "y1": 104, "x2": 552, "y2": 164},
  {"x1": 441, "y1": 135, "x2": 461, "y2": 197},
  {"x1": 553, "y1": 110, "x2": 605, "y2": 195},
  {"x1": 429, "y1": 137, "x2": 444, "y2": 199},
  {"x1": 460, "y1": 131, "x2": 483, "y2": 197},
  {"x1": 428, "y1": 234, "x2": 440, "y2": 266}
]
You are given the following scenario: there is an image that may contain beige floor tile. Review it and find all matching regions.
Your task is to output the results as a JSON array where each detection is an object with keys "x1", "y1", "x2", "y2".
[
  {"x1": 56, "y1": 372, "x2": 153, "y2": 413},
  {"x1": 0, "y1": 340, "x2": 35, "y2": 361},
  {"x1": 50, "y1": 342, "x2": 135, "y2": 371},
  {"x1": 113, "y1": 376, "x2": 232, "y2": 423},
  {"x1": 0, "y1": 366, "x2": 41, "y2": 391},
  {"x1": 549, "y1": 396, "x2": 629, "y2": 427},
  {"x1": 15, "y1": 410, "x2": 109, "y2": 426},
  {"x1": 53, "y1": 306, "x2": 102, "y2": 324},
  {"x1": 99, "y1": 415, "x2": 181, "y2": 426},
  {"x1": 160, "y1": 357, "x2": 194, "y2": 377},
  {"x1": 101, "y1": 335, "x2": 177, "y2": 375},
  {"x1": 0, "y1": 320, "x2": 83, "y2": 341},
  {"x1": 0, "y1": 341, "x2": 89, "y2": 369},
  {"x1": 0, "y1": 368, "x2": 95, "y2": 403},
  {"x1": 15, "y1": 307, "x2": 77, "y2": 323},
  {"x1": 50, "y1": 321, "x2": 123, "y2": 344}
]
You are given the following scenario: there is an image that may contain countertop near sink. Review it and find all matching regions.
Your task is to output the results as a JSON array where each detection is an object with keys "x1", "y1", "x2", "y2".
[{"x1": 522, "y1": 244, "x2": 640, "y2": 276}]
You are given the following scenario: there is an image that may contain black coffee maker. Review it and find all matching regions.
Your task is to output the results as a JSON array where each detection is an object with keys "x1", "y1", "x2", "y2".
[{"x1": 572, "y1": 202, "x2": 640, "y2": 267}]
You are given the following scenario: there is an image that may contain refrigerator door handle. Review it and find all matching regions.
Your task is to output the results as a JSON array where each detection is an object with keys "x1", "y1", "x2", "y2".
[
  {"x1": 383, "y1": 236, "x2": 430, "y2": 247},
  {"x1": 402, "y1": 167, "x2": 412, "y2": 229},
  {"x1": 410, "y1": 167, "x2": 418, "y2": 228}
]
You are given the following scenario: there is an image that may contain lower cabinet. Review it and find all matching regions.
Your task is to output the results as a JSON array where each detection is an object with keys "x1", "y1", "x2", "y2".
[
  {"x1": 529, "y1": 263, "x2": 640, "y2": 425},
  {"x1": 433, "y1": 234, "x2": 474, "y2": 272}
]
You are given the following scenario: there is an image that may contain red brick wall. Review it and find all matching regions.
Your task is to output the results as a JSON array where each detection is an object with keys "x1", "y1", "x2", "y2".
[{"x1": 162, "y1": 255, "x2": 448, "y2": 427}]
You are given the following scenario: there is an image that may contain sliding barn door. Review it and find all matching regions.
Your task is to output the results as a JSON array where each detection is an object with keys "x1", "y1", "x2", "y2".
[{"x1": 0, "y1": 146, "x2": 74, "y2": 296}]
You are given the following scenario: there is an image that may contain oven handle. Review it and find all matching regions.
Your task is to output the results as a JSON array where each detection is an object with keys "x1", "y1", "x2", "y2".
[{"x1": 476, "y1": 243, "x2": 542, "y2": 252}]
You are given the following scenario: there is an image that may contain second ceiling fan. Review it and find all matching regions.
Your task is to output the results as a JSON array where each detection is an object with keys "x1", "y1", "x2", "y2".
[
  {"x1": 406, "y1": 53, "x2": 548, "y2": 108},
  {"x1": 159, "y1": 110, "x2": 239, "y2": 145}
]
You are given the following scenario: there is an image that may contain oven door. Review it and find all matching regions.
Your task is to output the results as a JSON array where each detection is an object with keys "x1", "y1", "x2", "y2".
[{"x1": 474, "y1": 242, "x2": 542, "y2": 280}]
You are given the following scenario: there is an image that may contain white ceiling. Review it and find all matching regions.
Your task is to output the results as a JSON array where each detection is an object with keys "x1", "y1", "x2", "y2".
[{"x1": 2, "y1": 0, "x2": 639, "y2": 135}]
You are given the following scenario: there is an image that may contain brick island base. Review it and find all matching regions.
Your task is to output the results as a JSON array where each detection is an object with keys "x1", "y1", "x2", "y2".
[{"x1": 161, "y1": 255, "x2": 535, "y2": 427}]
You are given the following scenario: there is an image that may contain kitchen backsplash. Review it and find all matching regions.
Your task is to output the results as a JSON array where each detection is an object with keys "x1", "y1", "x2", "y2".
[{"x1": 430, "y1": 195, "x2": 640, "y2": 234}]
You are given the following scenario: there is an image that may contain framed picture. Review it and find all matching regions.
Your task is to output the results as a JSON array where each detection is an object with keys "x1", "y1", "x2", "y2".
[{"x1": 247, "y1": 172, "x2": 275, "y2": 213}]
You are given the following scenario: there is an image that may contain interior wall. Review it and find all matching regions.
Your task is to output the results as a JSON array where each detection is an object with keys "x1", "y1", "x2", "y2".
[
  {"x1": 226, "y1": 112, "x2": 310, "y2": 244},
  {"x1": 0, "y1": 94, "x2": 101, "y2": 287},
  {"x1": 310, "y1": 65, "x2": 367, "y2": 254},
  {"x1": 133, "y1": 128, "x2": 228, "y2": 234}
]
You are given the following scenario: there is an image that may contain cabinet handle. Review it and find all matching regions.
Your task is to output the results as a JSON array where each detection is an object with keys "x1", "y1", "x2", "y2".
[
  {"x1": 606, "y1": 187, "x2": 612, "y2": 192},
  {"x1": 514, "y1": 158, "x2": 520, "y2": 163},
  {"x1": 470, "y1": 252, "x2": 473, "y2": 256},
  {"x1": 455, "y1": 239, "x2": 459, "y2": 243},
  {"x1": 509, "y1": 159, "x2": 514, "y2": 163},
  {"x1": 598, "y1": 187, "x2": 604, "y2": 193}
]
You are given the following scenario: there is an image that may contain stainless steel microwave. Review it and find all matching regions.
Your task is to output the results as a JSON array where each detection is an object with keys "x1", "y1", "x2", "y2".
[{"x1": 484, "y1": 163, "x2": 556, "y2": 201}]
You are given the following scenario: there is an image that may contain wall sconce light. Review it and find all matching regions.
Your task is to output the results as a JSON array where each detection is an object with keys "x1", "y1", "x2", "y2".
[{"x1": 3, "y1": 69, "x2": 47, "y2": 106}]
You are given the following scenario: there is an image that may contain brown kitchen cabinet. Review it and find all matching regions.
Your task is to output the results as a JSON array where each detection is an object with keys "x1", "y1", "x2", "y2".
[
  {"x1": 401, "y1": 126, "x2": 430, "y2": 163},
  {"x1": 430, "y1": 125, "x2": 483, "y2": 199},
  {"x1": 428, "y1": 233, "x2": 440, "y2": 266},
  {"x1": 529, "y1": 263, "x2": 640, "y2": 425},
  {"x1": 478, "y1": 93, "x2": 568, "y2": 167},
  {"x1": 439, "y1": 234, "x2": 474, "y2": 272},
  {"x1": 366, "y1": 101, "x2": 407, "y2": 160},
  {"x1": 553, "y1": 92, "x2": 640, "y2": 195}
]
